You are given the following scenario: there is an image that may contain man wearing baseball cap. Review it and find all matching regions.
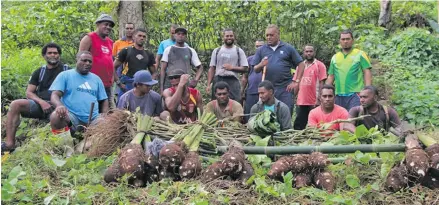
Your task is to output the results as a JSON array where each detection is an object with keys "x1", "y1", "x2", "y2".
[
  {"x1": 160, "y1": 27, "x2": 203, "y2": 94},
  {"x1": 79, "y1": 14, "x2": 116, "y2": 108},
  {"x1": 117, "y1": 70, "x2": 163, "y2": 117}
]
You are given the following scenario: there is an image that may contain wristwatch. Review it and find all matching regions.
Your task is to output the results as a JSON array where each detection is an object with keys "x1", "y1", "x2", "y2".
[{"x1": 294, "y1": 79, "x2": 300, "y2": 83}]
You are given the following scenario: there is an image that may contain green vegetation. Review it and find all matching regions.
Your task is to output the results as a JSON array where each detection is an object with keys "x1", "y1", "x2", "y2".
[{"x1": 1, "y1": 1, "x2": 439, "y2": 204}]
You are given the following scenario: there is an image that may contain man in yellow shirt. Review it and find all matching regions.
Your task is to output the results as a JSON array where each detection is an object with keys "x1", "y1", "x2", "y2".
[{"x1": 113, "y1": 23, "x2": 135, "y2": 77}]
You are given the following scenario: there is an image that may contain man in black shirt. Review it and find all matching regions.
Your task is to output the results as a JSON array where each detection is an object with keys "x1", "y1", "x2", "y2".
[
  {"x1": 3, "y1": 43, "x2": 69, "y2": 152},
  {"x1": 113, "y1": 28, "x2": 156, "y2": 101}
]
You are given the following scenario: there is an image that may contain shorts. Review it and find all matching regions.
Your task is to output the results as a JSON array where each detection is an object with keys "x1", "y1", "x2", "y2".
[
  {"x1": 335, "y1": 94, "x2": 360, "y2": 112},
  {"x1": 68, "y1": 112, "x2": 101, "y2": 132},
  {"x1": 22, "y1": 100, "x2": 54, "y2": 119}
]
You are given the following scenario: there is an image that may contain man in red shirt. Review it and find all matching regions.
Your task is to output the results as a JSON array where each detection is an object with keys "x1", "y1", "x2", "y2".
[
  {"x1": 161, "y1": 69, "x2": 203, "y2": 124},
  {"x1": 79, "y1": 14, "x2": 115, "y2": 108},
  {"x1": 293, "y1": 45, "x2": 327, "y2": 130},
  {"x1": 308, "y1": 84, "x2": 349, "y2": 131}
]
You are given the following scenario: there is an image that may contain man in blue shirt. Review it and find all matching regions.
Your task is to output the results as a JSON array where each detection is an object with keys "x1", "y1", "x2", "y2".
[
  {"x1": 155, "y1": 24, "x2": 180, "y2": 70},
  {"x1": 252, "y1": 24, "x2": 305, "y2": 115},
  {"x1": 49, "y1": 51, "x2": 109, "y2": 132}
]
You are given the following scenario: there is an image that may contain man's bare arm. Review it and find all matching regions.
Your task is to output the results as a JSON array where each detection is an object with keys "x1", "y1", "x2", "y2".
[
  {"x1": 79, "y1": 35, "x2": 92, "y2": 52},
  {"x1": 363, "y1": 69, "x2": 372, "y2": 86},
  {"x1": 326, "y1": 74, "x2": 335, "y2": 85},
  {"x1": 99, "y1": 100, "x2": 109, "y2": 113},
  {"x1": 160, "y1": 61, "x2": 168, "y2": 94},
  {"x1": 51, "y1": 90, "x2": 64, "y2": 108},
  {"x1": 194, "y1": 65, "x2": 204, "y2": 82}
]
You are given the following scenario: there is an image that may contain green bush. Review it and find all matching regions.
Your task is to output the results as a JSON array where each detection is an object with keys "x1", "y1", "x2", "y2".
[{"x1": 1, "y1": 48, "x2": 44, "y2": 107}]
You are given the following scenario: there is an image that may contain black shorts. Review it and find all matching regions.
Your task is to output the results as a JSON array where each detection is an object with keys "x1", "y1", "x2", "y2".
[{"x1": 21, "y1": 100, "x2": 54, "y2": 119}]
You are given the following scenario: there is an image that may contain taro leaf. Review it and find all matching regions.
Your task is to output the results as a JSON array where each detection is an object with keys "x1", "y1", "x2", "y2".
[
  {"x1": 8, "y1": 165, "x2": 26, "y2": 182},
  {"x1": 346, "y1": 174, "x2": 360, "y2": 189},
  {"x1": 44, "y1": 193, "x2": 56, "y2": 205},
  {"x1": 354, "y1": 125, "x2": 368, "y2": 138},
  {"x1": 282, "y1": 172, "x2": 293, "y2": 196},
  {"x1": 248, "y1": 135, "x2": 272, "y2": 165},
  {"x1": 354, "y1": 151, "x2": 371, "y2": 164},
  {"x1": 75, "y1": 154, "x2": 87, "y2": 164},
  {"x1": 52, "y1": 157, "x2": 66, "y2": 167}
]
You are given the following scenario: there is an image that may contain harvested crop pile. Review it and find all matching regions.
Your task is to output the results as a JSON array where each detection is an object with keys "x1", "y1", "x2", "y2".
[
  {"x1": 313, "y1": 171, "x2": 336, "y2": 193},
  {"x1": 268, "y1": 152, "x2": 334, "y2": 191},
  {"x1": 385, "y1": 135, "x2": 439, "y2": 192},
  {"x1": 104, "y1": 133, "x2": 148, "y2": 187},
  {"x1": 85, "y1": 110, "x2": 137, "y2": 157},
  {"x1": 247, "y1": 110, "x2": 280, "y2": 136},
  {"x1": 158, "y1": 112, "x2": 217, "y2": 181},
  {"x1": 202, "y1": 142, "x2": 253, "y2": 184}
]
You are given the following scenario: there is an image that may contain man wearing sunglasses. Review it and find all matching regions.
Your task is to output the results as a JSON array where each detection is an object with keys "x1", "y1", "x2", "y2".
[
  {"x1": 2, "y1": 43, "x2": 70, "y2": 153},
  {"x1": 162, "y1": 69, "x2": 203, "y2": 124},
  {"x1": 79, "y1": 14, "x2": 115, "y2": 108},
  {"x1": 49, "y1": 51, "x2": 109, "y2": 135},
  {"x1": 117, "y1": 70, "x2": 163, "y2": 117}
]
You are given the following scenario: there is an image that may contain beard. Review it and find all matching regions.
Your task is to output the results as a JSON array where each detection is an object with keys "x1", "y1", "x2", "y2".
[
  {"x1": 225, "y1": 40, "x2": 234, "y2": 46},
  {"x1": 46, "y1": 58, "x2": 59, "y2": 65}
]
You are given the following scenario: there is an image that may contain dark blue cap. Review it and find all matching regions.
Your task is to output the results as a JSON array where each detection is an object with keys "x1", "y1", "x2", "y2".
[{"x1": 133, "y1": 70, "x2": 158, "y2": 86}]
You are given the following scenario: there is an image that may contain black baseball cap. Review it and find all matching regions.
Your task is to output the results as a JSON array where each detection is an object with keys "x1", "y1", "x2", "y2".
[{"x1": 175, "y1": 27, "x2": 187, "y2": 34}]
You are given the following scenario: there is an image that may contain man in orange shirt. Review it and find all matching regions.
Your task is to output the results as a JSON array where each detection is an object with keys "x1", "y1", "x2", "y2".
[
  {"x1": 113, "y1": 23, "x2": 135, "y2": 76},
  {"x1": 308, "y1": 84, "x2": 349, "y2": 131}
]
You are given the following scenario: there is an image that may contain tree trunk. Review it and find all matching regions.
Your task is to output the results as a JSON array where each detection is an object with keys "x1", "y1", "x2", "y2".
[
  {"x1": 117, "y1": 1, "x2": 145, "y2": 39},
  {"x1": 378, "y1": 0, "x2": 391, "y2": 27}
]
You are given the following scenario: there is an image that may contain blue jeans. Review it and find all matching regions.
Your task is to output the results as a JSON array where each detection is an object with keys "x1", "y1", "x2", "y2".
[
  {"x1": 117, "y1": 75, "x2": 135, "y2": 102},
  {"x1": 244, "y1": 93, "x2": 259, "y2": 123},
  {"x1": 274, "y1": 87, "x2": 294, "y2": 116},
  {"x1": 335, "y1": 94, "x2": 360, "y2": 112}
]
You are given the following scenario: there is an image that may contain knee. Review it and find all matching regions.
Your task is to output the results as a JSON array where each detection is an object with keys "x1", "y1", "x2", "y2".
[
  {"x1": 8, "y1": 100, "x2": 27, "y2": 113},
  {"x1": 160, "y1": 111, "x2": 170, "y2": 121},
  {"x1": 49, "y1": 112, "x2": 65, "y2": 129}
]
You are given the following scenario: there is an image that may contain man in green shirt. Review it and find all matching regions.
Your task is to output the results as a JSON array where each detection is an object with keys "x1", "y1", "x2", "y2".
[{"x1": 326, "y1": 30, "x2": 372, "y2": 111}]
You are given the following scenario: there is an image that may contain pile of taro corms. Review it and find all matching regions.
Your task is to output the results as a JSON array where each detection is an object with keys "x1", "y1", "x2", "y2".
[
  {"x1": 267, "y1": 152, "x2": 335, "y2": 192},
  {"x1": 101, "y1": 111, "x2": 254, "y2": 187},
  {"x1": 385, "y1": 134, "x2": 439, "y2": 191}
]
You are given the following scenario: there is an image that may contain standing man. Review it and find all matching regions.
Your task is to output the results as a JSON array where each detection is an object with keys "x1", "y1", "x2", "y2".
[
  {"x1": 345, "y1": 86, "x2": 401, "y2": 134},
  {"x1": 2, "y1": 43, "x2": 69, "y2": 152},
  {"x1": 326, "y1": 30, "x2": 372, "y2": 111},
  {"x1": 308, "y1": 84, "x2": 349, "y2": 131},
  {"x1": 293, "y1": 45, "x2": 327, "y2": 130},
  {"x1": 160, "y1": 27, "x2": 203, "y2": 94},
  {"x1": 113, "y1": 22, "x2": 135, "y2": 77},
  {"x1": 113, "y1": 28, "x2": 156, "y2": 100},
  {"x1": 206, "y1": 29, "x2": 248, "y2": 102},
  {"x1": 113, "y1": 23, "x2": 135, "y2": 57},
  {"x1": 252, "y1": 24, "x2": 305, "y2": 115},
  {"x1": 117, "y1": 70, "x2": 163, "y2": 117},
  {"x1": 78, "y1": 14, "x2": 115, "y2": 108},
  {"x1": 250, "y1": 81, "x2": 292, "y2": 131},
  {"x1": 49, "y1": 51, "x2": 109, "y2": 133},
  {"x1": 161, "y1": 69, "x2": 203, "y2": 124},
  {"x1": 155, "y1": 24, "x2": 179, "y2": 69},
  {"x1": 205, "y1": 81, "x2": 244, "y2": 122},
  {"x1": 241, "y1": 40, "x2": 264, "y2": 123}
]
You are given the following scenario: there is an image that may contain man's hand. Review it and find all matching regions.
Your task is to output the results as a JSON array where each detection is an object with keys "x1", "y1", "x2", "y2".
[
  {"x1": 189, "y1": 79, "x2": 198, "y2": 88},
  {"x1": 55, "y1": 105, "x2": 69, "y2": 118},
  {"x1": 286, "y1": 81, "x2": 299, "y2": 94},
  {"x1": 206, "y1": 84, "x2": 211, "y2": 94},
  {"x1": 223, "y1": 63, "x2": 233, "y2": 71},
  {"x1": 39, "y1": 101, "x2": 53, "y2": 114},
  {"x1": 259, "y1": 56, "x2": 268, "y2": 67},
  {"x1": 118, "y1": 83, "x2": 127, "y2": 92},
  {"x1": 179, "y1": 74, "x2": 190, "y2": 87}
]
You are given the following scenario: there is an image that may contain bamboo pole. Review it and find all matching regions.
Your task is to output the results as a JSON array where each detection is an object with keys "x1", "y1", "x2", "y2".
[{"x1": 216, "y1": 144, "x2": 406, "y2": 155}]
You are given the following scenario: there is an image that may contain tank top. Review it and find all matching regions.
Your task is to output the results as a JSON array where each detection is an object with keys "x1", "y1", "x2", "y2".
[
  {"x1": 89, "y1": 32, "x2": 114, "y2": 87},
  {"x1": 168, "y1": 86, "x2": 199, "y2": 124}
]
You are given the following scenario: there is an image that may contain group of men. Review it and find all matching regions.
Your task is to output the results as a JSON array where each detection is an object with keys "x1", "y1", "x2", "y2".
[{"x1": 2, "y1": 14, "x2": 402, "y2": 152}]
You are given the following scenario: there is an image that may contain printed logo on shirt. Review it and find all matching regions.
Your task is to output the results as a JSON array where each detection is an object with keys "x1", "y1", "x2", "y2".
[
  {"x1": 280, "y1": 50, "x2": 284, "y2": 54},
  {"x1": 101, "y1": 45, "x2": 110, "y2": 54},
  {"x1": 302, "y1": 77, "x2": 313, "y2": 86},
  {"x1": 184, "y1": 55, "x2": 189, "y2": 59},
  {"x1": 136, "y1": 54, "x2": 144, "y2": 60},
  {"x1": 76, "y1": 82, "x2": 98, "y2": 96}
]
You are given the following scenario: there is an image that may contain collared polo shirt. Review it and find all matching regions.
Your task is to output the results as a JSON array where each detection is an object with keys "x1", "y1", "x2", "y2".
[
  {"x1": 328, "y1": 48, "x2": 372, "y2": 95},
  {"x1": 251, "y1": 41, "x2": 303, "y2": 88}
]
